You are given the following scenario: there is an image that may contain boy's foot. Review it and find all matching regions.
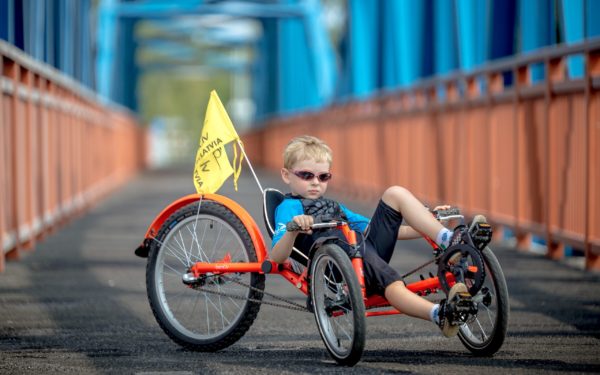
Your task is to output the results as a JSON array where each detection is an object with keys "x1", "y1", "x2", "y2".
[
  {"x1": 437, "y1": 282, "x2": 471, "y2": 337},
  {"x1": 450, "y1": 225, "x2": 465, "y2": 247}
]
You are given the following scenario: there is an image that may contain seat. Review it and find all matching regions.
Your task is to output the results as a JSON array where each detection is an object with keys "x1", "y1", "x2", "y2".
[
  {"x1": 263, "y1": 188, "x2": 285, "y2": 239},
  {"x1": 262, "y1": 188, "x2": 308, "y2": 268}
]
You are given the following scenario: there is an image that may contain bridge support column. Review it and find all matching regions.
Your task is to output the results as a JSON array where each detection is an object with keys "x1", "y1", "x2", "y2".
[
  {"x1": 546, "y1": 241, "x2": 564, "y2": 260},
  {"x1": 585, "y1": 249, "x2": 600, "y2": 271}
]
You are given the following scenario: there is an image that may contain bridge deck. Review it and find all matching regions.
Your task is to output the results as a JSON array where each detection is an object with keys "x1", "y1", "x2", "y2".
[{"x1": 0, "y1": 167, "x2": 598, "y2": 373}]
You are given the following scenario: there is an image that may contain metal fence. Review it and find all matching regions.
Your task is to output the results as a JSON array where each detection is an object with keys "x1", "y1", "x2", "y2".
[
  {"x1": 243, "y1": 38, "x2": 600, "y2": 270},
  {"x1": 0, "y1": 41, "x2": 146, "y2": 271}
]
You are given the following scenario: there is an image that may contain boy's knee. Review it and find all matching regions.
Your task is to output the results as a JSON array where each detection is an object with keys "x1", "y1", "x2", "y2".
[
  {"x1": 386, "y1": 280, "x2": 406, "y2": 290},
  {"x1": 382, "y1": 186, "x2": 410, "y2": 205},
  {"x1": 384, "y1": 280, "x2": 407, "y2": 297}
]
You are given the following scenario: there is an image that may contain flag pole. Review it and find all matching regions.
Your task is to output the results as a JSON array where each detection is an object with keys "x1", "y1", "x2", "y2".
[{"x1": 237, "y1": 140, "x2": 264, "y2": 193}]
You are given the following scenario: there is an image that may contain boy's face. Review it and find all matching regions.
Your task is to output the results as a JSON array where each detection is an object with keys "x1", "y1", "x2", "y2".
[{"x1": 281, "y1": 158, "x2": 331, "y2": 199}]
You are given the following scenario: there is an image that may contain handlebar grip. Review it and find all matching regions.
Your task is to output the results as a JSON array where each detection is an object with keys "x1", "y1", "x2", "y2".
[
  {"x1": 286, "y1": 221, "x2": 342, "y2": 231},
  {"x1": 286, "y1": 221, "x2": 301, "y2": 232},
  {"x1": 434, "y1": 207, "x2": 461, "y2": 217}
]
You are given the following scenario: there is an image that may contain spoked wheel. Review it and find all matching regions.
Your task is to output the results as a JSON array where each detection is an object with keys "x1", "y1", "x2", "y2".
[
  {"x1": 310, "y1": 244, "x2": 366, "y2": 366},
  {"x1": 458, "y1": 247, "x2": 509, "y2": 356},
  {"x1": 146, "y1": 200, "x2": 264, "y2": 351}
]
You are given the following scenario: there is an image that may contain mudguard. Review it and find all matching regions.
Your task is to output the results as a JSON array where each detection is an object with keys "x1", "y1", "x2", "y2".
[{"x1": 134, "y1": 193, "x2": 267, "y2": 262}]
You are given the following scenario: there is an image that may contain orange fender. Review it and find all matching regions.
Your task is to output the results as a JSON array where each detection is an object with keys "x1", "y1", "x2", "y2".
[{"x1": 134, "y1": 193, "x2": 267, "y2": 262}]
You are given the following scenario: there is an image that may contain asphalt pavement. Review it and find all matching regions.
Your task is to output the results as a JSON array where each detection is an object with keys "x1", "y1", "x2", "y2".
[{"x1": 1, "y1": 166, "x2": 599, "y2": 374}]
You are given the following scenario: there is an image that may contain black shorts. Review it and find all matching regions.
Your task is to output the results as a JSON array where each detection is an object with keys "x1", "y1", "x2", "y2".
[{"x1": 360, "y1": 200, "x2": 404, "y2": 296}]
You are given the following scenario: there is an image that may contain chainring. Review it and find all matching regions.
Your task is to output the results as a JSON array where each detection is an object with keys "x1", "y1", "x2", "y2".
[{"x1": 437, "y1": 243, "x2": 486, "y2": 296}]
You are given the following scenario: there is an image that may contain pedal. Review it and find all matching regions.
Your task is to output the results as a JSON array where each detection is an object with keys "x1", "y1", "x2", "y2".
[
  {"x1": 449, "y1": 292, "x2": 478, "y2": 324},
  {"x1": 470, "y1": 221, "x2": 493, "y2": 249}
]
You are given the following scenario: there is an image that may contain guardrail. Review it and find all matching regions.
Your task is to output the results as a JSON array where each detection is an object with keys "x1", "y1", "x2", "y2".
[
  {"x1": 243, "y1": 38, "x2": 600, "y2": 270},
  {"x1": 0, "y1": 41, "x2": 147, "y2": 272}
]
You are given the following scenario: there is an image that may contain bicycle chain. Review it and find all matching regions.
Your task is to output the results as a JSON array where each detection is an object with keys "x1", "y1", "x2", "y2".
[
  {"x1": 189, "y1": 250, "x2": 448, "y2": 312},
  {"x1": 190, "y1": 274, "x2": 310, "y2": 313}
]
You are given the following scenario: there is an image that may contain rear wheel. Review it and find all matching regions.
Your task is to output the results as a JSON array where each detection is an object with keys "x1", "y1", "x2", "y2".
[
  {"x1": 310, "y1": 244, "x2": 366, "y2": 366},
  {"x1": 458, "y1": 247, "x2": 509, "y2": 356},
  {"x1": 146, "y1": 200, "x2": 264, "y2": 351}
]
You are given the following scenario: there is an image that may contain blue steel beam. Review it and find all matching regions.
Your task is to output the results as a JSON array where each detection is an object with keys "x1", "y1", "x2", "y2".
[
  {"x1": 561, "y1": 0, "x2": 584, "y2": 77},
  {"x1": 116, "y1": 0, "x2": 305, "y2": 19},
  {"x1": 140, "y1": 59, "x2": 250, "y2": 74},
  {"x1": 96, "y1": 0, "x2": 118, "y2": 102},
  {"x1": 396, "y1": 1, "x2": 426, "y2": 87},
  {"x1": 346, "y1": 0, "x2": 379, "y2": 98},
  {"x1": 138, "y1": 20, "x2": 261, "y2": 47},
  {"x1": 137, "y1": 40, "x2": 199, "y2": 60},
  {"x1": 279, "y1": 9, "x2": 315, "y2": 112},
  {"x1": 434, "y1": 0, "x2": 458, "y2": 76},
  {"x1": 253, "y1": 19, "x2": 278, "y2": 118},
  {"x1": 456, "y1": 0, "x2": 490, "y2": 70},
  {"x1": 520, "y1": 0, "x2": 555, "y2": 82},
  {"x1": 301, "y1": 0, "x2": 336, "y2": 105},
  {"x1": 60, "y1": 0, "x2": 74, "y2": 77}
]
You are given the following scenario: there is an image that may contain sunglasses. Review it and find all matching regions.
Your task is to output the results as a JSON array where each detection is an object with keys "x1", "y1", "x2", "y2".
[{"x1": 291, "y1": 170, "x2": 333, "y2": 182}]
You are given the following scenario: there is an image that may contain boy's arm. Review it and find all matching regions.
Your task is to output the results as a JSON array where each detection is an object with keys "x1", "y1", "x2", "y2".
[
  {"x1": 270, "y1": 231, "x2": 299, "y2": 263},
  {"x1": 270, "y1": 214, "x2": 314, "y2": 263},
  {"x1": 270, "y1": 199, "x2": 313, "y2": 263}
]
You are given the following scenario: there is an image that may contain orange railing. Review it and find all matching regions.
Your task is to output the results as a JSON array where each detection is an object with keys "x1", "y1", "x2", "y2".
[
  {"x1": 244, "y1": 38, "x2": 600, "y2": 270},
  {"x1": 0, "y1": 41, "x2": 147, "y2": 271}
]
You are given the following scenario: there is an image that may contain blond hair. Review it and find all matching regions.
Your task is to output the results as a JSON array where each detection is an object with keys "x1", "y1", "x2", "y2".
[{"x1": 283, "y1": 135, "x2": 332, "y2": 169}]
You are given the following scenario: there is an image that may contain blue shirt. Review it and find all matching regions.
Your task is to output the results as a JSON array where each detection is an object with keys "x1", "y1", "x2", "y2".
[{"x1": 271, "y1": 197, "x2": 369, "y2": 248}]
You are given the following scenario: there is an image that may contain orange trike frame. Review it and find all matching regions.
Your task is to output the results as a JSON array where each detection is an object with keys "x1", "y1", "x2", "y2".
[{"x1": 136, "y1": 194, "x2": 460, "y2": 317}]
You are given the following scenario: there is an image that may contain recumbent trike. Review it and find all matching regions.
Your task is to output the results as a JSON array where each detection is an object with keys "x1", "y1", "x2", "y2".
[{"x1": 134, "y1": 189, "x2": 509, "y2": 366}]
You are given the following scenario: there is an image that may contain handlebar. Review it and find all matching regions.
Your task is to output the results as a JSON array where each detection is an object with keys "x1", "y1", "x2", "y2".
[
  {"x1": 432, "y1": 207, "x2": 463, "y2": 221},
  {"x1": 286, "y1": 221, "x2": 346, "y2": 232},
  {"x1": 285, "y1": 207, "x2": 462, "y2": 231}
]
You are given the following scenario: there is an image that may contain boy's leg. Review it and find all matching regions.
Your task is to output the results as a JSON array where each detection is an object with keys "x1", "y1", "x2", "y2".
[
  {"x1": 381, "y1": 186, "x2": 447, "y2": 242},
  {"x1": 364, "y1": 199, "x2": 404, "y2": 262},
  {"x1": 384, "y1": 280, "x2": 434, "y2": 320},
  {"x1": 385, "y1": 280, "x2": 472, "y2": 337}
]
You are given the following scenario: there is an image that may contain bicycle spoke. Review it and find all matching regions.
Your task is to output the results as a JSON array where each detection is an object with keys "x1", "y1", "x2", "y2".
[
  {"x1": 332, "y1": 317, "x2": 353, "y2": 343},
  {"x1": 153, "y1": 236, "x2": 190, "y2": 267},
  {"x1": 186, "y1": 224, "x2": 207, "y2": 263},
  {"x1": 176, "y1": 231, "x2": 192, "y2": 265}
]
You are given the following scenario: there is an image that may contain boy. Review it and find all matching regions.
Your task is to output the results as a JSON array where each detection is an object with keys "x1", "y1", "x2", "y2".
[{"x1": 271, "y1": 135, "x2": 470, "y2": 337}]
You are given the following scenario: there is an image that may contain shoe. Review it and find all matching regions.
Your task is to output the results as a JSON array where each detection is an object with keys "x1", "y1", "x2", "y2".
[
  {"x1": 450, "y1": 225, "x2": 465, "y2": 247},
  {"x1": 437, "y1": 282, "x2": 470, "y2": 337},
  {"x1": 434, "y1": 226, "x2": 465, "y2": 261}
]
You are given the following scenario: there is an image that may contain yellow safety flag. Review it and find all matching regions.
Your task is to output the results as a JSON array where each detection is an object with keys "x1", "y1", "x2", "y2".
[{"x1": 193, "y1": 90, "x2": 244, "y2": 194}]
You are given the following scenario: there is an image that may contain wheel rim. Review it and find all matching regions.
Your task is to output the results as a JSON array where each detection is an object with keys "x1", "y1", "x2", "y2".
[
  {"x1": 154, "y1": 214, "x2": 251, "y2": 340},
  {"x1": 312, "y1": 253, "x2": 355, "y2": 358},
  {"x1": 459, "y1": 261, "x2": 498, "y2": 346}
]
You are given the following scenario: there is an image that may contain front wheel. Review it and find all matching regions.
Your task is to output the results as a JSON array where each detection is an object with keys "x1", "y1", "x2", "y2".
[
  {"x1": 146, "y1": 200, "x2": 265, "y2": 351},
  {"x1": 310, "y1": 244, "x2": 366, "y2": 366},
  {"x1": 458, "y1": 247, "x2": 509, "y2": 356}
]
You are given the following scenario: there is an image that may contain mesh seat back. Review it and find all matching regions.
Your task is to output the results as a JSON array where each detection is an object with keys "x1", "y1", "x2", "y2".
[{"x1": 263, "y1": 188, "x2": 285, "y2": 239}]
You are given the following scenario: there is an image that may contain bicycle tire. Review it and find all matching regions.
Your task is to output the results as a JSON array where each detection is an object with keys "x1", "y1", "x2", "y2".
[
  {"x1": 310, "y1": 244, "x2": 366, "y2": 366},
  {"x1": 458, "y1": 246, "x2": 509, "y2": 356},
  {"x1": 146, "y1": 200, "x2": 265, "y2": 351}
]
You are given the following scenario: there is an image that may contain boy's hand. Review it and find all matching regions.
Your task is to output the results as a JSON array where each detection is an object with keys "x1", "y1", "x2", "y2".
[{"x1": 292, "y1": 215, "x2": 314, "y2": 234}]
